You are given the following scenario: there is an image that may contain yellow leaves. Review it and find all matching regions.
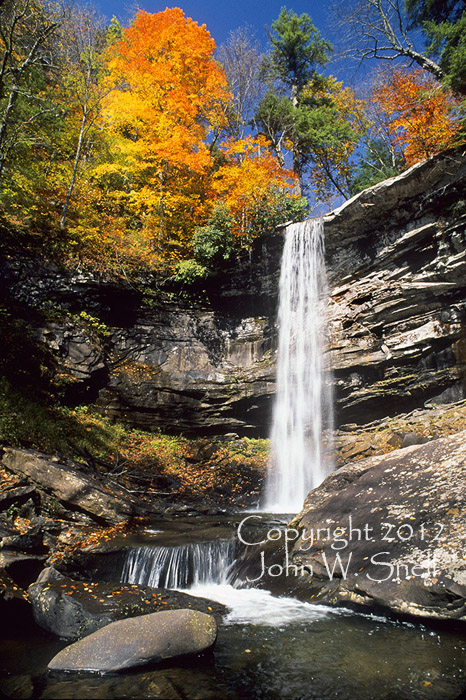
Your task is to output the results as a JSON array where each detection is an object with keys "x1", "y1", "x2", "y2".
[
  {"x1": 212, "y1": 135, "x2": 297, "y2": 237},
  {"x1": 95, "y1": 8, "x2": 233, "y2": 268},
  {"x1": 102, "y1": 7, "x2": 229, "y2": 176}
]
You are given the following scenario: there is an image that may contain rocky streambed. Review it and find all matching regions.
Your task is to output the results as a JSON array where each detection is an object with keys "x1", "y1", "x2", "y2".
[{"x1": 1, "y1": 427, "x2": 466, "y2": 699}]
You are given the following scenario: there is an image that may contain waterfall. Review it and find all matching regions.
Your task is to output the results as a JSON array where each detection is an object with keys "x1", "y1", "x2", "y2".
[
  {"x1": 120, "y1": 539, "x2": 236, "y2": 589},
  {"x1": 263, "y1": 218, "x2": 333, "y2": 513}
]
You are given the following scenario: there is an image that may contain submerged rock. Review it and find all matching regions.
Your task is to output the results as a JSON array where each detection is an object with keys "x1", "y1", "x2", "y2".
[
  {"x1": 47, "y1": 608, "x2": 217, "y2": 672},
  {"x1": 28, "y1": 567, "x2": 226, "y2": 640},
  {"x1": 287, "y1": 430, "x2": 466, "y2": 622}
]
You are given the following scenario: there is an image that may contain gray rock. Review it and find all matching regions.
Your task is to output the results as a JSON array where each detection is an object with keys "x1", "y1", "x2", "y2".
[
  {"x1": 324, "y1": 147, "x2": 466, "y2": 426},
  {"x1": 28, "y1": 567, "x2": 226, "y2": 640},
  {"x1": 286, "y1": 430, "x2": 466, "y2": 622},
  {"x1": 2, "y1": 147, "x2": 466, "y2": 435},
  {"x1": 47, "y1": 609, "x2": 217, "y2": 671},
  {"x1": 1, "y1": 448, "x2": 136, "y2": 525},
  {"x1": 36, "y1": 322, "x2": 107, "y2": 402},
  {"x1": 95, "y1": 309, "x2": 276, "y2": 436}
]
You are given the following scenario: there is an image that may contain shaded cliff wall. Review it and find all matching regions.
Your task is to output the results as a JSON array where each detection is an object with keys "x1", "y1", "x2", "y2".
[
  {"x1": 1, "y1": 246, "x2": 281, "y2": 437},
  {"x1": 2, "y1": 147, "x2": 466, "y2": 436}
]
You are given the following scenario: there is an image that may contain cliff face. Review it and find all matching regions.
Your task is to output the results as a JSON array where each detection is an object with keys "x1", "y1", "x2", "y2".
[
  {"x1": 324, "y1": 147, "x2": 466, "y2": 425},
  {"x1": 2, "y1": 252, "x2": 280, "y2": 437},
  {"x1": 2, "y1": 147, "x2": 466, "y2": 436}
]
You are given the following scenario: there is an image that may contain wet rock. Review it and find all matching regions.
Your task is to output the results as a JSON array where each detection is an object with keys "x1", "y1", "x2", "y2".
[
  {"x1": 28, "y1": 567, "x2": 226, "y2": 640},
  {"x1": 288, "y1": 430, "x2": 466, "y2": 622},
  {"x1": 0, "y1": 568, "x2": 32, "y2": 623},
  {"x1": 47, "y1": 608, "x2": 217, "y2": 672}
]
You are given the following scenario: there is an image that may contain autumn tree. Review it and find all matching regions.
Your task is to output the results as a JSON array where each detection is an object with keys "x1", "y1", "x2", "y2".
[
  {"x1": 55, "y1": 3, "x2": 111, "y2": 229},
  {"x1": 99, "y1": 8, "x2": 230, "y2": 267},
  {"x1": 0, "y1": 0, "x2": 58, "y2": 184},
  {"x1": 211, "y1": 135, "x2": 301, "y2": 237},
  {"x1": 370, "y1": 65, "x2": 463, "y2": 165},
  {"x1": 184, "y1": 135, "x2": 306, "y2": 278}
]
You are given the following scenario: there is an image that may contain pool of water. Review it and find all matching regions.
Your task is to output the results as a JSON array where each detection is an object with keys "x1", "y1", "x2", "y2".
[{"x1": 1, "y1": 515, "x2": 465, "y2": 700}]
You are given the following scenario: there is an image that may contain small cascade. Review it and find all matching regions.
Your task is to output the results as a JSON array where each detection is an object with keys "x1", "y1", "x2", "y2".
[
  {"x1": 264, "y1": 218, "x2": 333, "y2": 513},
  {"x1": 120, "y1": 539, "x2": 236, "y2": 589}
]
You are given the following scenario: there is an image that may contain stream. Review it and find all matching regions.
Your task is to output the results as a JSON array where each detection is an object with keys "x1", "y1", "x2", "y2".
[{"x1": 1, "y1": 514, "x2": 466, "y2": 700}]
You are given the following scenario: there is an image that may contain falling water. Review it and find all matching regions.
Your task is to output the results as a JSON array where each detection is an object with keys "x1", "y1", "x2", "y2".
[
  {"x1": 263, "y1": 218, "x2": 333, "y2": 513},
  {"x1": 121, "y1": 540, "x2": 236, "y2": 589},
  {"x1": 119, "y1": 535, "x2": 334, "y2": 626}
]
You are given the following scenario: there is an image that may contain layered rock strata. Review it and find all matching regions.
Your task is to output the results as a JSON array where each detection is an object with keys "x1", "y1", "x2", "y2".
[{"x1": 2, "y1": 147, "x2": 466, "y2": 434}]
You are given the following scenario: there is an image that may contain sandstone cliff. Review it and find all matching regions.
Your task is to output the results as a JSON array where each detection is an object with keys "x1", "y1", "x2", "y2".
[
  {"x1": 2, "y1": 146, "x2": 466, "y2": 436},
  {"x1": 325, "y1": 146, "x2": 466, "y2": 425}
]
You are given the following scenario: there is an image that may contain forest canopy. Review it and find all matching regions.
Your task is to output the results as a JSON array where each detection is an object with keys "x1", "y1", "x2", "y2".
[{"x1": 0, "y1": 0, "x2": 464, "y2": 277}]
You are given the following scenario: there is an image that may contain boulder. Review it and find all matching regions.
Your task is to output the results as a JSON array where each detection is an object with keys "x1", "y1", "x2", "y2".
[
  {"x1": 47, "y1": 608, "x2": 217, "y2": 672},
  {"x1": 286, "y1": 430, "x2": 466, "y2": 622},
  {"x1": 28, "y1": 567, "x2": 226, "y2": 640},
  {"x1": 1, "y1": 448, "x2": 137, "y2": 525}
]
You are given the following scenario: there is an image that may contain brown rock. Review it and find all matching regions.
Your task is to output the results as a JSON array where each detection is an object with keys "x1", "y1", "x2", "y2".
[
  {"x1": 285, "y1": 430, "x2": 466, "y2": 622},
  {"x1": 47, "y1": 609, "x2": 217, "y2": 672}
]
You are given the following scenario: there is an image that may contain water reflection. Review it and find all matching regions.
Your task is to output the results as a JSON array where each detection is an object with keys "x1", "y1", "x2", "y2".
[{"x1": 1, "y1": 600, "x2": 465, "y2": 699}]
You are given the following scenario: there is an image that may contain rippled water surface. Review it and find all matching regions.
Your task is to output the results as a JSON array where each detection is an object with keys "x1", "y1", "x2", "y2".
[{"x1": 1, "y1": 517, "x2": 466, "y2": 700}]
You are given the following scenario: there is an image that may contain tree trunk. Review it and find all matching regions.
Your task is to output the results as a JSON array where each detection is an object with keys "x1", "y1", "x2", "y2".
[
  {"x1": 0, "y1": 84, "x2": 19, "y2": 180},
  {"x1": 60, "y1": 107, "x2": 87, "y2": 230}
]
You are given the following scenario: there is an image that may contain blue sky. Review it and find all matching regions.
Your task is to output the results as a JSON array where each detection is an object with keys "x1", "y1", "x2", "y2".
[
  {"x1": 93, "y1": 1, "x2": 364, "y2": 88},
  {"x1": 95, "y1": 1, "x2": 339, "y2": 60}
]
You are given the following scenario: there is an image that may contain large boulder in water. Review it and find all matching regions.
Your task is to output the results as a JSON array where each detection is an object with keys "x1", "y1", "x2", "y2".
[
  {"x1": 47, "y1": 608, "x2": 217, "y2": 672},
  {"x1": 285, "y1": 430, "x2": 466, "y2": 622},
  {"x1": 28, "y1": 567, "x2": 226, "y2": 640}
]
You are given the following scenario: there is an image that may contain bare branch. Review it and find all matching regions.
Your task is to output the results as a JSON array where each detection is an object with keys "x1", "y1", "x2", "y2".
[{"x1": 334, "y1": 0, "x2": 444, "y2": 81}]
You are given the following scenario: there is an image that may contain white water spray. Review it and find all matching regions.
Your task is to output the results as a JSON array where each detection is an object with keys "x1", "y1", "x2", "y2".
[
  {"x1": 120, "y1": 538, "x2": 334, "y2": 626},
  {"x1": 264, "y1": 218, "x2": 333, "y2": 513}
]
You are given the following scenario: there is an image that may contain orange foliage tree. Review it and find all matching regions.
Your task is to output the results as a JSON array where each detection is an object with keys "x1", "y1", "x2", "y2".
[
  {"x1": 371, "y1": 66, "x2": 463, "y2": 166},
  {"x1": 212, "y1": 135, "x2": 298, "y2": 238},
  {"x1": 98, "y1": 8, "x2": 231, "y2": 268}
]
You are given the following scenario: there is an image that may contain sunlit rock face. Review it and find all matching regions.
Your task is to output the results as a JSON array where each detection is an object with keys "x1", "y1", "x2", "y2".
[
  {"x1": 287, "y1": 430, "x2": 466, "y2": 623},
  {"x1": 323, "y1": 147, "x2": 466, "y2": 425},
  {"x1": 2, "y1": 147, "x2": 466, "y2": 435}
]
